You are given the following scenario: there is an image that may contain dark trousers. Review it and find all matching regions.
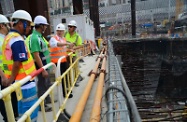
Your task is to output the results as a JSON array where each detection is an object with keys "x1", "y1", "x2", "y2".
[
  {"x1": 37, "y1": 70, "x2": 51, "y2": 101},
  {"x1": 0, "y1": 78, "x2": 18, "y2": 122},
  {"x1": 56, "y1": 62, "x2": 68, "y2": 97}
]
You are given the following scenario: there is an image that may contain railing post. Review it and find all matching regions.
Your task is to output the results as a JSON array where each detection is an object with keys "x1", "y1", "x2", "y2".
[
  {"x1": 40, "y1": 101, "x2": 47, "y2": 122},
  {"x1": 3, "y1": 94, "x2": 15, "y2": 122},
  {"x1": 70, "y1": 55, "x2": 75, "y2": 84},
  {"x1": 56, "y1": 56, "x2": 65, "y2": 106}
]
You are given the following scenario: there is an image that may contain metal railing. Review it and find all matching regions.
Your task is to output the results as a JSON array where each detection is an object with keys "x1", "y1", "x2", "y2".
[
  {"x1": 0, "y1": 63, "x2": 57, "y2": 122},
  {"x1": 0, "y1": 43, "x2": 91, "y2": 122}
]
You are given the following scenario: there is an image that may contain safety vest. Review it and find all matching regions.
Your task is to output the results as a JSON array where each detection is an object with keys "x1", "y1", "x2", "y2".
[
  {"x1": 50, "y1": 35, "x2": 67, "y2": 63},
  {"x1": 64, "y1": 32, "x2": 82, "y2": 57},
  {"x1": 2, "y1": 32, "x2": 36, "y2": 80},
  {"x1": 0, "y1": 35, "x2": 4, "y2": 69},
  {"x1": 26, "y1": 34, "x2": 49, "y2": 49}
]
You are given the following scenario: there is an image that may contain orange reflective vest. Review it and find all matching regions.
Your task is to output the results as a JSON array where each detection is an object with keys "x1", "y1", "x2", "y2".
[
  {"x1": 2, "y1": 32, "x2": 36, "y2": 80},
  {"x1": 50, "y1": 35, "x2": 67, "y2": 63}
]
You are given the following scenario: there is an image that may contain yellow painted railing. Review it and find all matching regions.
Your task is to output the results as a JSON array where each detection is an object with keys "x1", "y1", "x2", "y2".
[
  {"x1": 0, "y1": 43, "x2": 91, "y2": 122},
  {"x1": 0, "y1": 63, "x2": 57, "y2": 122}
]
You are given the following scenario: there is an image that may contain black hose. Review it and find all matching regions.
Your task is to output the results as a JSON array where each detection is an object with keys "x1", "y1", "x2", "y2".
[
  {"x1": 63, "y1": 109, "x2": 71, "y2": 119},
  {"x1": 105, "y1": 86, "x2": 133, "y2": 120}
]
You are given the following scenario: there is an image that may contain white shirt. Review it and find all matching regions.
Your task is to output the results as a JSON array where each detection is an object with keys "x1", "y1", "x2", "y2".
[{"x1": 49, "y1": 35, "x2": 66, "y2": 48}]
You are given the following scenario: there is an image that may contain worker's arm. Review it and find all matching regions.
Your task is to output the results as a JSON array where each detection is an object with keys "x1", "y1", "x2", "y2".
[
  {"x1": 57, "y1": 42, "x2": 74, "y2": 47},
  {"x1": 50, "y1": 37, "x2": 74, "y2": 47},
  {"x1": 6, "y1": 61, "x2": 21, "y2": 86},
  {"x1": 33, "y1": 52, "x2": 48, "y2": 78},
  {"x1": 0, "y1": 69, "x2": 8, "y2": 86},
  {"x1": 0, "y1": 69, "x2": 5, "y2": 78}
]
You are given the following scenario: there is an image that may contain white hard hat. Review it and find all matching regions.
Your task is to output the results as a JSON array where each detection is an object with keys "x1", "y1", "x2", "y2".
[
  {"x1": 56, "y1": 23, "x2": 65, "y2": 30},
  {"x1": 0, "y1": 14, "x2": 9, "y2": 23},
  {"x1": 34, "y1": 15, "x2": 49, "y2": 25},
  {"x1": 12, "y1": 10, "x2": 32, "y2": 22},
  {"x1": 68, "y1": 20, "x2": 77, "y2": 27}
]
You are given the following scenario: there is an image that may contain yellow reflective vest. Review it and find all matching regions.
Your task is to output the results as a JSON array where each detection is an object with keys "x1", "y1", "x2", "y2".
[
  {"x1": 2, "y1": 32, "x2": 36, "y2": 80},
  {"x1": 0, "y1": 35, "x2": 4, "y2": 69}
]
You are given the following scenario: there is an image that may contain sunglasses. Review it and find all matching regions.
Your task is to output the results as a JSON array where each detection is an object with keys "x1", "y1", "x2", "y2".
[{"x1": 68, "y1": 26, "x2": 75, "y2": 28}]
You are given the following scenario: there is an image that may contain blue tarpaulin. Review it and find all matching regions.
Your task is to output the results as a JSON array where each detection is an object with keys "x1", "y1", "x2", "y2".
[{"x1": 142, "y1": 23, "x2": 153, "y2": 28}]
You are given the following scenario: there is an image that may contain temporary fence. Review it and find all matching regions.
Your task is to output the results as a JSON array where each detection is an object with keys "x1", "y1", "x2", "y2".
[
  {"x1": 0, "y1": 43, "x2": 91, "y2": 122},
  {"x1": 0, "y1": 63, "x2": 57, "y2": 122}
]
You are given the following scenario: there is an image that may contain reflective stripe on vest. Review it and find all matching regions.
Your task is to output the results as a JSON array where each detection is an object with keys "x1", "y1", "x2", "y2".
[
  {"x1": 0, "y1": 36, "x2": 4, "y2": 69},
  {"x1": 50, "y1": 35, "x2": 67, "y2": 63},
  {"x1": 37, "y1": 36, "x2": 49, "y2": 61},
  {"x1": 29, "y1": 34, "x2": 49, "y2": 62},
  {"x1": 2, "y1": 32, "x2": 36, "y2": 80}
]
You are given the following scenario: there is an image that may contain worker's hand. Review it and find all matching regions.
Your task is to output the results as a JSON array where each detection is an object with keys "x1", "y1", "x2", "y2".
[
  {"x1": 2, "y1": 77, "x2": 12, "y2": 87},
  {"x1": 68, "y1": 43, "x2": 74, "y2": 49},
  {"x1": 69, "y1": 49, "x2": 75, "y2": 53},
  {"x1": 42, "y1": 70, "x2": 48, "y2": 78},
  {"x1": 1, "y1": 76, "x2": 8, "y2": 86}
]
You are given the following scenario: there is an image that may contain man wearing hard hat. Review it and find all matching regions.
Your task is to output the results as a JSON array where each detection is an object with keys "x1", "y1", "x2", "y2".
[
  {"x1": 29, "y1": 15, "x2": 52, "y2": 111},
  {"x1": 64, "y1": 20, "x2": 84, "y2": 83},
  {"x1": 0, "y1": 14, "x2": 12, "y2": 122},
  {"x1": 1, "y1": 10, "x2": 38, "y2": 121}
]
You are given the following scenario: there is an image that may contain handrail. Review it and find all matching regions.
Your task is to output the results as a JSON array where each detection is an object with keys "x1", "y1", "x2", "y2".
[
  {"x1": 0, "y1": 43, "x2": 91, "y2": 122},
  {"x1": 0, "y1": 63, "x2": 56, "y2": 122},
  {"x1": 69, "y1": 48, "x2": 105, "y2": 122},
  {"x1": 18, "y1": 44, "x2": 90, "y2": 122},
  {"x1": 90, "y1": 51, "x2": 107, "y2": 122}
]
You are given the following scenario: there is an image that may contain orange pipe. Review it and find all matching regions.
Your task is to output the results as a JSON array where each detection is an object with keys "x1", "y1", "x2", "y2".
[
  {"x1": 69, "y1": 49, "x2": 105, "y2": 122},
  {"x1": 90, "y1": 52, "x2": 107, "y2": 122}
]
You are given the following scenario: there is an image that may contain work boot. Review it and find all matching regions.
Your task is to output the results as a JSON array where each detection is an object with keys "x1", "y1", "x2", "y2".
[
  {"x1": 77, "y1": 75, "x2": 84, "y2": 83},
  {"x1": 45, "y1": 99, "x2": 58, "y2": 104},
  {"x1": 79, "y1": 59, "x2": 84, "y2": 63},
  {"x1": 63, "y1": 93, "x2": 73, "y2": 98},
  {"x1": 75, "y1": 83, "x2": 79, "y2": 87},
  {"x1": 39, "y1": 105, "x2": 52, "y2": 112}
]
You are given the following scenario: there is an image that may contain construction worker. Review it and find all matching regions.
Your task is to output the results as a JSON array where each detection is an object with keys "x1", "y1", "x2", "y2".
[
  {"x1": 49, "y1": 23, "x2": 74, "y2": 98},
  {"x1": 1, "y1": 10, "x2": 38, "y2": 121},
  {"x1": 64, "y1": 20, "x2": 84, "y2": 83},
  {"x1": 0, "y1": 14, "x2": 14, "y2": 122},
  {"x1": 29, "y1": 15, "x2": 52, "y2": 111}
]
